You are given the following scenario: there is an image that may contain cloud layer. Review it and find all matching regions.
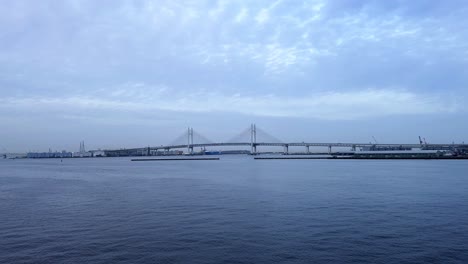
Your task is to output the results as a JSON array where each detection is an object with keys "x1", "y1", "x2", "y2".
[{"x1": 0, "y1": 87, "x2": 460, "y2": 120}]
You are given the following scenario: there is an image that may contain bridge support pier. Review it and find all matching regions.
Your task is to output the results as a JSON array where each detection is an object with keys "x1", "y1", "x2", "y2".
[
  {"x1": 250, "y1": 124, "x2": 257, "y2": 155},
  {"x1": 284, "y1": 145, "x2": 289, "y2": 155},
  {"x1": 251, "y1": 144, "x2": 257, "y2": 155},
  {"x1": 328, "y1": 145, "x2": 332, "y2": 155},
  {"x1": 306, "y1": 145, "x2": 310, "y2": 154}
]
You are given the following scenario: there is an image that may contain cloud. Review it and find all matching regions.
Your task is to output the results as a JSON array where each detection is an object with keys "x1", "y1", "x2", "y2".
[
  {"x1": 255, "y1": 8, "x2": 269, "y2": 24},
  {"x1": 234, "y1": 7, "x2": 248, "y2": 23},
  {"x1": 0, "y1": 88, "x2": 460, "y2": 121},
  {"x1": 2, "y1": 0, "x2": 467, "y2": 82}
]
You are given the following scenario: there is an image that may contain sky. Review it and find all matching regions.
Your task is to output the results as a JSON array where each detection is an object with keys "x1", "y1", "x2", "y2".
[{"x1": 1, "y1": 0, "x2": 467, "y2": 152}]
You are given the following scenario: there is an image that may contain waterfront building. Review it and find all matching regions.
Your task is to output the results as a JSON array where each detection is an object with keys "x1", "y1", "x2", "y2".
[{"x1": 27, "y1": 151, "x2": 72, "y2": 159}]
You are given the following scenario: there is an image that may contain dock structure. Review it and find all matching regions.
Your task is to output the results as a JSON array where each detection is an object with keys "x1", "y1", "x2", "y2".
[{"x1": 131, "y1": 157, "x2": 219, "y2": 161}]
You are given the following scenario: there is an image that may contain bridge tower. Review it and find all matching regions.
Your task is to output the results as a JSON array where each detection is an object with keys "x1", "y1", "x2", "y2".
[
  {"x1": 187, "y1": 127, "x2": 194, "y2": 154},
  {"x1": 250, "y1": 124, "x2": 257, "y2": 155}
]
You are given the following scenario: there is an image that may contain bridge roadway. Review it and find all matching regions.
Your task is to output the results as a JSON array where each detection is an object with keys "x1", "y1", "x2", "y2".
[{"x1": 104, "y1": 142, "x2": 468, "y2": 155}]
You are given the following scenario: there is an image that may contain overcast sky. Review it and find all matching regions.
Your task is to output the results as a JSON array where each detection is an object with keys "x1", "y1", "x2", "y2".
[{"x1": 1, "y1": 0, "x2": 467, "y2": 152}]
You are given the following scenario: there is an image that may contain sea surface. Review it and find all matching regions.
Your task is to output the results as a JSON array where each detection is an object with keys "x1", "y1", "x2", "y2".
[{"x1": 1, "y1": 156, "x2": 468, "y2": 263}]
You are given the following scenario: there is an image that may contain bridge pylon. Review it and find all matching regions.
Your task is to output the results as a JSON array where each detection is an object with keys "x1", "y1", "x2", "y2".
[
  {"x1": 250, "y1": 124, "x2": 257, "y2": 155},
  {"x1": 187, "y1": 127, "x2": 194, "y2": 154}
]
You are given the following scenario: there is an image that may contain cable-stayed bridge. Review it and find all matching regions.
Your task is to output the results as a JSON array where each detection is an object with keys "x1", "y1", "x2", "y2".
[{"x1": 103, "y1": 124, "x2": 468, "y2": 156}]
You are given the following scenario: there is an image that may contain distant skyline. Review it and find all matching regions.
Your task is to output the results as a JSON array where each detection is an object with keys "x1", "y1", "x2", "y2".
[{"x1": 1, "y1": 0, "x2": 468, "y2": 152}]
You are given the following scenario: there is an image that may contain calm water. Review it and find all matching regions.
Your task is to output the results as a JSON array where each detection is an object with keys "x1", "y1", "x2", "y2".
[{"x1": 1, "y1": 156, "x2": 468, "y2": 263}]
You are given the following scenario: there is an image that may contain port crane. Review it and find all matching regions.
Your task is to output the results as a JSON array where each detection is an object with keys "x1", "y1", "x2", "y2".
[{"x1": 419, "y1": 136, "x2": 428, "y2": 146}]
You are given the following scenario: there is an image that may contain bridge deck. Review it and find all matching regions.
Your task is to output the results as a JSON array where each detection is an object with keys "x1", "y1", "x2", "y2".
[{"x1": 103, "y1": 142, "x2": 468, "y2": 154}]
